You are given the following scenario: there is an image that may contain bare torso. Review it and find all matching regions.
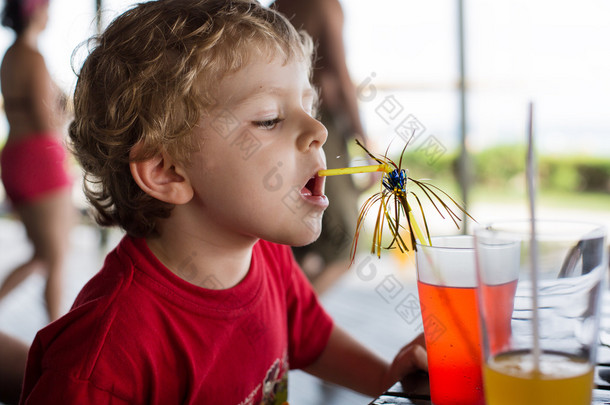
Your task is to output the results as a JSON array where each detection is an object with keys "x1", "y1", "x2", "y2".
[{"x1": 1, "y1": 39, "x2": 64, "y2": 144}]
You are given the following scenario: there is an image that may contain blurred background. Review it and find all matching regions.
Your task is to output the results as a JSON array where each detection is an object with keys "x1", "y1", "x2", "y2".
[
  {"x1": 0, "y1": 0, "x2": 609, "y2": 404},
  {"x1": 1, "y1": 0, "x2": 608, "y2": 229}
]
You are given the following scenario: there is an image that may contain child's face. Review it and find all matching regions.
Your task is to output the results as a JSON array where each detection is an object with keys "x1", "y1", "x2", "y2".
[{"x1": 184, "y1": 55, "x2": 329, "y2": 247}]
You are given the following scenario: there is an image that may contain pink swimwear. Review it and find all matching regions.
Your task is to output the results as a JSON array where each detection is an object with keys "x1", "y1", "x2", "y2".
[{"x1": 1, "y1": 134, "x2": 72, "y2": 205}]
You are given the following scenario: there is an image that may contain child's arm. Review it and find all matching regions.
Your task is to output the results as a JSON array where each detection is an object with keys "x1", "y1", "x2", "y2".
[{"x1": 303, "y1": 325, "x2": 427, "y2": 396}]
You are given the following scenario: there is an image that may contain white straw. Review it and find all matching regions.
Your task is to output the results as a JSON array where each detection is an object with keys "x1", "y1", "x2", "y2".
[{"x1": 526, "y1": 101, "x2": 541, "y2": 371}]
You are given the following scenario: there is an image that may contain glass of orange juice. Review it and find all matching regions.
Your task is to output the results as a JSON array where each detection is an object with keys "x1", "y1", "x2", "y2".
[
  {"x1": 416, "y1": 236, "x2": 519, "y2": 405},
  {"x1": 475, "y1": 220, "x2": 607, "y2": 405}
]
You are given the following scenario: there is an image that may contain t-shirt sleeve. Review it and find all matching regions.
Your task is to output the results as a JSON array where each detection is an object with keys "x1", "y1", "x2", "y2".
[
  {"x1": 20, "y1": 314, "x2": 133, "y2": 405},
  {"x1": 281, "y1": 246, "x2": 334, "y2": 370},
  {"x1": 21, "y1": 370, "x2": 131, "y2": 405}
]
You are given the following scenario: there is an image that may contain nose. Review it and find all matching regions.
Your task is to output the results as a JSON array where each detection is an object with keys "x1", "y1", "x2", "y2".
[{"x1": 297, "y1": 114, "x2": 328, "y2": 152}]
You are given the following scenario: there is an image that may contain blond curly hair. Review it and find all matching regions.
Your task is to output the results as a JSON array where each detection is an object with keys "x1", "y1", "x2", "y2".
[{"x1": 70, "y1": 0, "x2": 314, "y2": 237}]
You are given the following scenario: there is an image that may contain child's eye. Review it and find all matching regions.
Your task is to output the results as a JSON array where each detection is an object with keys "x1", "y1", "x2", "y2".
[{"x1": 254, "y1": 118, "x2": 283, "y2": 130}]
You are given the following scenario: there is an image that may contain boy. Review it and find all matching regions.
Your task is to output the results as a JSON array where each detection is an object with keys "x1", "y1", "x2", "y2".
[{"x1": 20, "y1": 1, "x2": 427, "y2": 404}]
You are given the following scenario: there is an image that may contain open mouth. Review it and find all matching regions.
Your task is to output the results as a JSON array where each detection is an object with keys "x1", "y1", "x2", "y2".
[
  {"x1": 301, "y1": 174, "x2": 325, "y2": 197},
  {"x1": 299, "y1": 172, "x2": 328, "y2": 209}
]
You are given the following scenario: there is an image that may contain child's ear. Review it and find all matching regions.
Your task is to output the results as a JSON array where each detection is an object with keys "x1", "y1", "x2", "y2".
[{"x1": 129, "y1": 146, "x2": 193, "y2": 205}]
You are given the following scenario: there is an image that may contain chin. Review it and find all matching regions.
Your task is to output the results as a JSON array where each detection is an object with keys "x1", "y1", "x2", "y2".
[
  {"x1": 262, "y1": 214, "x2": 323, "y2": 247},
  {"x1": 291, "y1": 235, "x2": 320, "y2": 248},
  {"x1": 272, "y1": 228, "x2": 322, "y2": 248}
]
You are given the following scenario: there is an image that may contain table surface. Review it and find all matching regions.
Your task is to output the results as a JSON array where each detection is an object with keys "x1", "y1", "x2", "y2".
[
  {"x1": 370, "y1": 372, "x2": 610, "y2": 405},
  {"x1": 370, "y1": 302, "x2": 610, "y2": 405}
]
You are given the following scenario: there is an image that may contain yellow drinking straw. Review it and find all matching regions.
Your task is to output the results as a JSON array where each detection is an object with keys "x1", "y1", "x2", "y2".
[
  {"x1": 317, "y1": 163, "x2": 391, "y2": 177},
  {"x1": 317, "y1": 163, "x2": 430, "y2": 247}
]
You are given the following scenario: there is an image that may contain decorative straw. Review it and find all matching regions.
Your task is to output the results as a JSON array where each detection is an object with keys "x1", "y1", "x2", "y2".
[
  {"x1": 409, "y1": 211, "x2": 429, "y2": 246},
  {"x1": 526, "y1": 101, "x2": 541, "y2": 371},
  {"x1": 318, "y1": 164, "x2": 391, "y2": 177},
  {"x1": 318, "y1": 163, "x2": 431, "y2": 247}
]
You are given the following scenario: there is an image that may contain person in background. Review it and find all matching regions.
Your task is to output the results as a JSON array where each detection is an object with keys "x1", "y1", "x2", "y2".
[
  {"x1": 19, "y1": 1, "x2": 426, "y2": 403},
  {"x1": 272, "y1": 0, "x2": 369, "y2": 294},
  {"x1": 0, "y1": 331, "x2": 29, "y2": 405},
  {"x1": 0, "y1": 0, "x2": 74, "y2": 322}
]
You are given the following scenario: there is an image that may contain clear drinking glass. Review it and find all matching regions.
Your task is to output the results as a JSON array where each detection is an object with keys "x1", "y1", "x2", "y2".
[{"x1": 475, "y1": 220, "x2": 607, "y2": 405}]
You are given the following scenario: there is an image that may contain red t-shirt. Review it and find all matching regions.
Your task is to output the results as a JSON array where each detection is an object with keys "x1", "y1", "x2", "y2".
[{"x1": 20, "y1": 236, "x2": 333, "y2": 405}]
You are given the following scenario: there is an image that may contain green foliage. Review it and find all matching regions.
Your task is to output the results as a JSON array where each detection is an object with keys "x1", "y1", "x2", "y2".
[
  {"x1": 391, "y1": 150, "x2": 454, "y2": 180},
  {"x1": 545, "y1": 163, "x2": 580, "y2": 191},
  {"x1": 538, "y1": 155, "x2": 610, "y2": 192},
  {"x1": 472, "y1": 145, "x2": 527, "y2": 187},
  {"x1": 396, "y1": 143, "x2": 610, "y2": 194}
]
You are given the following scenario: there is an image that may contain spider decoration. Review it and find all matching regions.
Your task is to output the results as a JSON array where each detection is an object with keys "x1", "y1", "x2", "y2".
[{"x1": 349, "y1": 139, "x2": 474, "y2": 261}]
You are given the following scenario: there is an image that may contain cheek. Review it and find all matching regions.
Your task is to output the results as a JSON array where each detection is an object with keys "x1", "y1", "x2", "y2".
[
  {"x1": 260, "y1": 161, "x2": 286, "y2": 194},
  {"x1": 205, "y1": 160, "x2": 278, "y2": 211}
]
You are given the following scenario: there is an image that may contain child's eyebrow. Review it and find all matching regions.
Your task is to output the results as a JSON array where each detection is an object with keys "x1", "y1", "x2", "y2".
[
  {"x1": 235, "y1": 86, "x2": 286, "y2": 104},
  {"x1": 229, "y1": 86, "x2": 316, "y2": 107}
]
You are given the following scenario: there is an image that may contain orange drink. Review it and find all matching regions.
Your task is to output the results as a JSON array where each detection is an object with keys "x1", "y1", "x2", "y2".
[
  {"x1": 417, "y1": 281, "x2": 484, "y2": 405},
  {"x1": 483, "y1": 351, "x2": 594, "y2": 405},
  {"x1": 416, "y1": 236, "x2": 518, "y2": 405},
  {"x1": 417, "y1": 278, "x2": 517, "y2": 405}
]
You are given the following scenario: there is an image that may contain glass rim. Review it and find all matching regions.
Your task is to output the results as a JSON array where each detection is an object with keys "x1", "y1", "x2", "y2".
[
  {"x1": 474, "y1": 219, "x2": 606, "y2": 240},
  {"x1": 415, "y1": 234, "x2": 474, "y2": 251}
]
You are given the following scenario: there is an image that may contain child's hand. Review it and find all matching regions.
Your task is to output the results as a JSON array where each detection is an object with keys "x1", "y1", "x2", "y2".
[{"x1": 382, "y1": 333, "x2": 428, "y2": 390}]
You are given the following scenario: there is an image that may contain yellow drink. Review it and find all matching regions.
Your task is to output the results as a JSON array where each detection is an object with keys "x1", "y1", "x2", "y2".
[{"x1": 483, "y1": 351, "x2": 594, "y2": 405}]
